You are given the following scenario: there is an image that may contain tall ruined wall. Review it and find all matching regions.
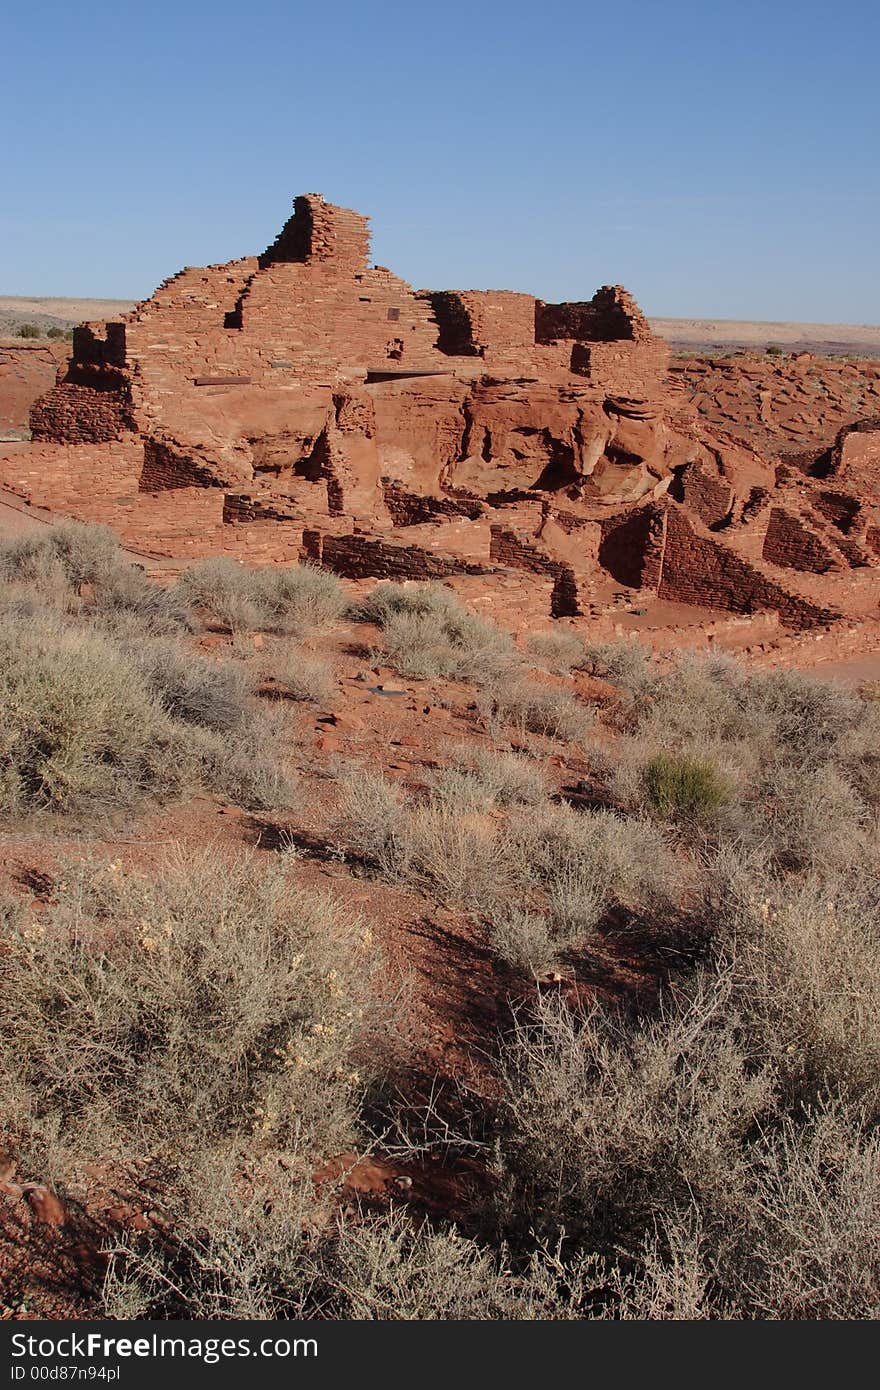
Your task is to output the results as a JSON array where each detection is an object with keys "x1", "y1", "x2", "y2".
[{"x1": 260, "y1": 194, "x2": 371, "y2": 273}]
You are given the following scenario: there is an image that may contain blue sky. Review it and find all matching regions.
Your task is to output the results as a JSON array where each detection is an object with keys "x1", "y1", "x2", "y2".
[{"x1": 4, "y1": 0, "x2": 879, "y2": 320}]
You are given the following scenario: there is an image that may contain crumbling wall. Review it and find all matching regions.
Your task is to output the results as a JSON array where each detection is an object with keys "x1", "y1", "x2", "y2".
[
  {"x1": 762, "y1": 507, "x2": 840, "y2": 573},
  {"x1": 382, "y1": 480, "x2": 483, "y2": 526},
  {"x1": 30, "y1": 383, "x2": 132, "y2": 444},
  {"x1": 570, "y1": 340, "x2": 670, "y2": 397},
  {"x1": 659, "y1": 507, "x2": 837, "y2": 629},
  {"x1": 598, "y1": 505, "x2": 666, "y2": 589},
  {"x1": 303, "y1": 530, "x2": 489, "y2": 581},
  {"x1": 489, "y1": 524, "x2": 581, "y2": 616},
  {"x1": 535, "y1": 286, "x2": 653, "y2": 344}
]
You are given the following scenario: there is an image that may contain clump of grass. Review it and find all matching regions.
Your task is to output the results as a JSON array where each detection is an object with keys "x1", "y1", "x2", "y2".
[
  {"x1": 0, "y1": 850, "x2": 383, "y2": 1191},
  {"x1": 644, "y1": 752, "x2": 729, "y2": 824},
  {"x1": 266, "y1": 648, "x2": 334, "y2": 704},
  {"x1": 427, "y1": 745, "x2": 547, "y2": 812},
  {"x1": 480, "y1": 678, "x2": 594, "y2": 743},
  {"x1": 578, "y1": 639, "x2": 652, "y2": 691},
  {"x1": 177, "y1": 559, "x2": 345, "y2": 635},
  {"x1": 526, "y1": 630, "x2": 587, "y2": 675},
  {"x1": 258, "y1": 564, "x2": 347, "y2": 633},
  {"x1": 358, "y1": 582, "x2": 516, "y2": 683}
]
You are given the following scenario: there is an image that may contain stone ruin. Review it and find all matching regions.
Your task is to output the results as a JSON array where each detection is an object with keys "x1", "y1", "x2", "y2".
[{"x1": 5, "y1": 194, "x2": 880, "y2": 641}]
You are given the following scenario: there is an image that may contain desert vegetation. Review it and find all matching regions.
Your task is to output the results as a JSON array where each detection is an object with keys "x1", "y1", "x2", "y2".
[{"x1": 1, "y1": 525, "x2": 879, "y2": 1319}]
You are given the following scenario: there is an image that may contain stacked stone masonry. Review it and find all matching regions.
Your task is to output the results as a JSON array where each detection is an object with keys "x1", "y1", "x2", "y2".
[{"x1": 2, "y1": 194, "x2": 878, "y2": 634}]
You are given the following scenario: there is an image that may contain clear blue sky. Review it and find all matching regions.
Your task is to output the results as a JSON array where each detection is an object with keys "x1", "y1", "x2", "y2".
[{"x1": 4, "y1": 0, "x2": 879, "y2": 321}]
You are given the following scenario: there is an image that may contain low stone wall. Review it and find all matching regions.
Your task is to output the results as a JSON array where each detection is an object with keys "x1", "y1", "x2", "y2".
[{"x1": 303, "y1": 530, "x2": 490, "y2": 581}]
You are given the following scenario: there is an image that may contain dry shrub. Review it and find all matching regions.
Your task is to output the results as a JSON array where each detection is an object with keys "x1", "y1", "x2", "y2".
[
  {"x1": 0, "y1": 850, "x2": 382, "y2": 1187},
  {"x1": 358, "y1": 582, "x2": 515, "y2": 684},
  {"x1": 508, "y1": 802, "x2": 680, "y2": 921},
  {"x1": 496, "y1": 979, "x2": 773, "y2": 1252},
  {"x1": 526, "y1": 630, "x2": 588, "y2": 675},
  {"x1": 177, "y1": 558, "x2": 345, "y2": 635},
  {"x1": 480, "y1": 677, "x2": 594, "y2": 743},
  {"x1": 426, "y1": 745, "x2": 547, "y2": 813},
  {"x1": 266, "y1": 647, "x2": 334, "y2": 704},
  {"x1": 578, "y1": 639, "x2": 652, "y2": 692},
  {"x1": 333, "y1": 770, "x2": 409, "y2": 876},
  {"x1": 0, "y1": 610, "x2": 188, "y2": 816},
  {"x1": 0, "y1": 521, "x2": 188, "y2": 633},
  {"x1": 257, "y1": 563, "x2": 346, "y2": 633},
  {"x1": 0, "y1": 608, "x2": 291, "y2": 817},
  {"x1": 134, "y1": 638, "x2": 253, "y2": 731},
  {"x1": 746, "y1": 1104, "x2": 880, "y2": 1319},
  {"x1": 712, "y1": 867, "x2": 880, "y2": 1116},
  {"x1": 175, "y1": 557, "x2": 265, "y2": 631}
]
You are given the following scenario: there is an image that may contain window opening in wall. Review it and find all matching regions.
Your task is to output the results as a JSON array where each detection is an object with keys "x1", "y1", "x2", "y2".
[{"x1": 387, "y1": 307, "x2": 401, "y2": 321}]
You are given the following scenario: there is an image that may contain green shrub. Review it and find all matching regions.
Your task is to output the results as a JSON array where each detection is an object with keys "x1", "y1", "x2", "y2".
[
  {"x1": 644, "y1": 752, "x2": 728, "y2": 823},
  {"x1": 17, "y1": 323, "x2": 40, "y2": 339}
]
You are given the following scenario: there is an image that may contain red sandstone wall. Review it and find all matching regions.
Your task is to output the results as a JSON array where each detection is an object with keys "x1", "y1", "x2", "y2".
[
  {"x1": 30, "y1": 383, "x2": 131, "y2": 444},
  {"x1": 659, "y1": 507, "x2": 836, "y2": 629},
  {"x1": 488, "y1": 524, "x2": 582, "y2": 617},
  {"x1": 598, "y1": 506, "x2": 666, "y2": 589},
  {"x1": 672, "y1": 461, "x2": 732, "y2": 527},
  {"x1": 535, "y1": 286, "x2": 653, "y2": 344},
  {"x1": 762, "y1": 507, "x2": 839, "y2": 574},
  {"x1": 303, "y1": 530, "x2": 490, "y2": 581}
]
